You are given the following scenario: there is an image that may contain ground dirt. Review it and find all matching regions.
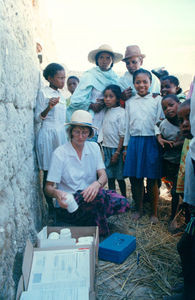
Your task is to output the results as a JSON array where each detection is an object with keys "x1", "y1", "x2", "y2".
[{"x1": 96, "y1": 180, "x2": 184, "y2": 300}]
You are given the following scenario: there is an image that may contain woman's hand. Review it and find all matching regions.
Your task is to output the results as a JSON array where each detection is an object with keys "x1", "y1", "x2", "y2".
[
  {"x1": 81, "y1": 181, "x2": 100, "y2": 203},
  {"x1": 48, "y1": 97, "x2": 60, "y2": 109},
  {"x1": 110, "y1": 152, "x2": 119, "y2": 165},
  {"x1": 53, "y1": 190, "x2": 68, "y2": 209}
]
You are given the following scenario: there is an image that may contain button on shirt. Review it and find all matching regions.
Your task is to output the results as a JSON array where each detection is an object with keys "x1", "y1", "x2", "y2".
[
  {"x1": 124, "y1": 93, "x2": 163, "y2": 146},
  {"x1": 47, "y1": 141, "x2": 105, "y2": 194}
]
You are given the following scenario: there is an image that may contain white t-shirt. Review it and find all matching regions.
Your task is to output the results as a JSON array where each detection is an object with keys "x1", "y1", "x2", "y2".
[
  {"x1": 47, "y1": 141, "x2": 105, "y2": 194},
  {"x1": 101, "y1": 107, "x2": 125, "y2": 148},
  {"x1": 124, "y1": 93, "x2": 163, "y2": 146}
]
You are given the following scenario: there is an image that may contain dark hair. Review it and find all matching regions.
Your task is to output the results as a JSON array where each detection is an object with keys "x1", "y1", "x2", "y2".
[
  {"x1": 133, "y1": 68, "x2": 152, "y2": 83},
  {"x1": 95, "y1": 51, "x2": 114, "y2": 69},
  {"x1": 178, "y1": 99, "x2": 191, "y2": 110},
  {"x1": 66, "y1": 125, "x2": 94, "y2": 140},
  {"x1": 162, "y1": 94, "x2": 180, "y2": 104},
  {"x1": 103, "y1": 84, "x2": 121, "y2": 104},
  {"x1": 43, "y1": 63, "x2": 64, "y2": 80},
  {"x1": 67, "y1": 76, "x2": 79, "y2": 83},
  {"x1": 160, "y1": 75, "x2": 182, "y2": 94}
]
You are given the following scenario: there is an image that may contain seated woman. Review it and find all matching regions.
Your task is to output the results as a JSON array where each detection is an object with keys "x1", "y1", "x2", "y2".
[
  {"x1": 66, "y1": 44, "x2": 123, "y2": 141},
  {"x1": 45, "y1": 110, "x2": 130, "y2": 236}
]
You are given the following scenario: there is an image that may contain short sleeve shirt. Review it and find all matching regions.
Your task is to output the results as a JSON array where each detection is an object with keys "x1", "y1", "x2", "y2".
[{"x1": 47, "y1": 141, "x2": 105, "y2": 193}]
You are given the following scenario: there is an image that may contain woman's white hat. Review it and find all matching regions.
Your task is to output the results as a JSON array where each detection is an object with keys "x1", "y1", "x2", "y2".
[
  {"x1": 88, "y1": 44, "x2": 123, "y2": 64},
  {"x1": 65, "y1": 110, "x2": 98, "y2": 130}
]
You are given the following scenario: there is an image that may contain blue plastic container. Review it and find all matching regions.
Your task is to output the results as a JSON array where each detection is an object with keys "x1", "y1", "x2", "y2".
[{"x1": 99, "y1": 233, "x2": 136, "y2": 264}]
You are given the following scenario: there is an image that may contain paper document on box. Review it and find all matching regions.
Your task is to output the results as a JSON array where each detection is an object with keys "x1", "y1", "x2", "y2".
[
  {"x1": 20, "y1": 287, "x2": 89, "y2": 300},
  {"x1": 28, "y1": 248, "x2": 90, "y2": 291}
]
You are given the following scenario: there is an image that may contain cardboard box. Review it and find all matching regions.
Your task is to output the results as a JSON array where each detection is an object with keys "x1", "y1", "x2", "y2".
[
  {"x1": 99, "y1": 232, "x2": 136, "y2": 264},
  {"x1": 16, "y1": 226, "x2": 99, "y2": 300}
]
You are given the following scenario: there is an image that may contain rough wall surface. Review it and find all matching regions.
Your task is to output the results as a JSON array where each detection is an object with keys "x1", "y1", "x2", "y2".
[{"x1": 0, "y1": 1, "x2": 45, "y2": 298}]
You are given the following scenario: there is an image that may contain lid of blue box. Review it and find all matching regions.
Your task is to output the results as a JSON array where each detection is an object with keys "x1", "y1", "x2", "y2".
[{"x1": 99, "y1": 233, "x2": 136, "y2": 254}]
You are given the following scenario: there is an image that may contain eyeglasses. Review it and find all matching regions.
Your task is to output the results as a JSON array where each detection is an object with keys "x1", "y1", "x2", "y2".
[{"x1": 72, "y1": 129, "x2": 90, "y2": 136}]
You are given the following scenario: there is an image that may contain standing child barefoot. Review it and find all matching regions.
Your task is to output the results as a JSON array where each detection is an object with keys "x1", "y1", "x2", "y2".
[
  {"x1": 35, "y1": 63, "x2": 67, "y2": 218},
  {"x1": 101, "y1": 85, "x2": 126, "y2": 197},
  {"x1": 157, "y1": 95, "x2": 184, "y2": 232},
  {"x1": 123, "y1": 69, "x2": 163, "y2": 223}
]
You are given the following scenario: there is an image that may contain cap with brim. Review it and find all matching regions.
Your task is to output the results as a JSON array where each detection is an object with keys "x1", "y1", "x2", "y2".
[
  {"x1": 122, "y1": 45, "x2": 145, "y2": 62},
  {"x1": 65, "y1": 110, "x2": 98, "y2": 130},
  {"x1": 88, "y1": 44, "x2": 123, "y2": 64}
]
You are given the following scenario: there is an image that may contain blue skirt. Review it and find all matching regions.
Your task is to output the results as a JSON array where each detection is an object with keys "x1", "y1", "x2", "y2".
[{"x1": 124, "y1": 136, "x2": 162, "y2": 179}]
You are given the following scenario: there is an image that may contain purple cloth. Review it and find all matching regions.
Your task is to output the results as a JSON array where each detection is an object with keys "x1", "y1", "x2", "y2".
[{"x1": 73, "y1": 188, "x2": 130, "y2": 236}]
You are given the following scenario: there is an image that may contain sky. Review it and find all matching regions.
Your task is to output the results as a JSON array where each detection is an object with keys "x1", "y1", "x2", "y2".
[{"x1": 43, "y1": 0, "x2": 195, "y2": 76}]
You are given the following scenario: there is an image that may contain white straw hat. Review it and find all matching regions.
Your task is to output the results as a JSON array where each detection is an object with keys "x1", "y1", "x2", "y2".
[
  {"x1": 88, "y1": 44, "x2": 123, "y2": 64},
  {"x1": 65, "y1": 110, "x2": 98, "y2": 130}
]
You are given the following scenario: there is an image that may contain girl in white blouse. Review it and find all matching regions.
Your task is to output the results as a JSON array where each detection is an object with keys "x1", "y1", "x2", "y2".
[
  {"x1": 123, "y1": 69, "x2": 163, "y2": 224},
  {"x1": 101, "y1": 85, "x2": 126, "y2": 197},
  {"x1": 35, "y1": 63, "x2": 67, "y2": 216}
]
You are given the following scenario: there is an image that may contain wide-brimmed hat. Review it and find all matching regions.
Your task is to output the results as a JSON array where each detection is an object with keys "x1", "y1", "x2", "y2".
[
  {"x1": 88, "y1": 44, "x2": 123, "y2": 64},
  {"x1": 122, "y1": 45, "x2": 145, "y2": 62},
  {"x1": 65, "y1": 110, "x2": 98, "y2": 130}
]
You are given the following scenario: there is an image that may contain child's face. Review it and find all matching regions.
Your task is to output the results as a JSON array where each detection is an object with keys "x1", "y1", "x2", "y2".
[
  {"x1": 134, "y1": 73, "x2": 151, "y2": 97},
  {"x1": 162, "y1": 97, "x2": 179, "y2": 120},
  {"x1": 67, "y1": 78, "x2": 78, "y2": 94},
  {"x1": 48, "y1": 70, "x2": 66, "y2": 90},
  {"x1": 97, "y1": 52, "x2": 113, "y2": 71},
  {"x1": 125, "y1": 56, "x2": 142, "y2": 74},
  {"x1": 177, "y1": 106, "x2": 192, "y2": 138},
  {"x1": 104, "y1": 89, "x2": 118, "y2": 108},
  {"x1": 160, "y1": 79, "x2": 179, "y2": 97}
]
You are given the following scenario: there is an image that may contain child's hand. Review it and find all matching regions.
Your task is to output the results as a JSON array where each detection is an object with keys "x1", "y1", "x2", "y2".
[
  {"x1": 157, "y1": 135, "x2": 174, "y2": 148},
  {"x1": 123, "y1": 151, "x2": 127, "y2": 162},
  {"x1": 110, "y1": 152, "x2": 119, "y2": 165},
  {"x1": 89, "y1": 99, "x2": 105, "y2": 112},
  {"x1": 121, "y1": 87, "x2": 133, "y2": 100},
  {"x1": 49, "y1": 97, "x2": 60, "y2": 109}
]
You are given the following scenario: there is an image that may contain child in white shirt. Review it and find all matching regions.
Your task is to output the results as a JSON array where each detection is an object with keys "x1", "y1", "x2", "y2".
[
  {"x1": 102, "y1": 85, "x2": 126, "y2": 197},
  {"x1": 123, "y1": 69, "x2": 163, "y2": 223}
]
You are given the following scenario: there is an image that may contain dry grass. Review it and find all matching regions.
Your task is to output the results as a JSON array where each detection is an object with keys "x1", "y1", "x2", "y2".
[{"x1": 96, "y1": 182, "x2": 184, "y2": 300}]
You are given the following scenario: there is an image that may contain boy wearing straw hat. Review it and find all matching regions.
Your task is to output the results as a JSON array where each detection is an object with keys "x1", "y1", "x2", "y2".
[{"x1": 118, "y1": 45, "x2": 160, "y2": 100}]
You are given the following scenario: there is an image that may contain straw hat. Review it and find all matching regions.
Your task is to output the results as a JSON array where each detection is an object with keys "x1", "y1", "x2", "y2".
[
  {"x1": 65, "y1": 110, "x2": 98, "y2": 130},
  {"x1": 122, "y1": 45, "x2": 145, "y2": 62},
  {"x1": 88, "y1": 44, "x2": 123, "y2": 64}
]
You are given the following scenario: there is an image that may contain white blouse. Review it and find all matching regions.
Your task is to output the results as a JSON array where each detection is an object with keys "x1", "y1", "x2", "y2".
[
  {"x1": 101, "y1": 107, "x2": 125, "y2": 148},
  {"x1": 47, "y1": 141, "x2": 105, "y2": 194},
  {"x1": 35, "y1": 86, "x2": 67, "y2": 170},
  {"x1": 124, "y1": 93, "x2": 163, "y2": 146}
]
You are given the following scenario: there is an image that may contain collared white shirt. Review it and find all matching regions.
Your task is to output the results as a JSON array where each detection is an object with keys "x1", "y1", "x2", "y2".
[
  {"x1": 35, "y1": 86, "x2": 66, "y2": 125},
  {"x1": 118, "y1": 71, "x2": 160, "y2": 95},
  {"x1": 124, "y1": 93, "x2": 163, "y2": 146},
  {"x1": 47, "y1": 141, "x2": 105, "y2": 194},
  {"x1": 101, "y1": 107, "x2": 125, "y2": 148}
]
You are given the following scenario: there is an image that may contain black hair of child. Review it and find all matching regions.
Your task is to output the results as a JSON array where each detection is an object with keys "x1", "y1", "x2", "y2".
[
  {"x1": 95, "y1": 51, "x2": 114, "y2": 69},
  {"x1": 103, "y1": 84, "x2": 122, "y2": 106},
  {"x1": 160, "y1": 75, "x2": 182, "y2": 94},
  {"x1": 67, "y1": 76, "x2": 80, "y2": 83},
  {"x1": 162, "y1": 94, "x2": 180, "y2": 104},
  {"x1": 178, "y1": 98, "x2": 191, "y2": 109},
  {"x1": 43, "y1": 63, "x2": 64, "y2": 80},
  {"x1": 133, "y1": 68, "x2": 152, "y2": 83}
]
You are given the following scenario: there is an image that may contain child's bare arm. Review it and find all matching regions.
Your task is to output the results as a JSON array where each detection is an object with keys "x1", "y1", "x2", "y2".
[{"x1": 110, "y1": 137, "x2": 124, "y2": 165}]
